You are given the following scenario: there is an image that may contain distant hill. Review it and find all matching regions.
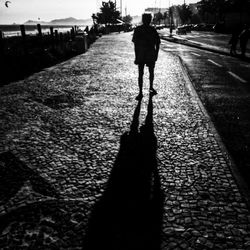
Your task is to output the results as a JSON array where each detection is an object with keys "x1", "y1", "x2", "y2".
[
  {"x1": 50, "y1": 17, "x2": 92, "y2": 25},
  {"x1": 25, "y1": 20, "x2": 50, "y2": 25},
  {"x1": 25, "y1": 17, "x2": 92, "y2": 26},
  {"x1": 25, "y1": 16, "x2": 140, "y2": 26}
]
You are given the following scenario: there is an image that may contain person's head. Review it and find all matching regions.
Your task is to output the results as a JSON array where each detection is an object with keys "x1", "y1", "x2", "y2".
[{"x1": 142, "y1": 13, "x2": 152, "y2": 26}]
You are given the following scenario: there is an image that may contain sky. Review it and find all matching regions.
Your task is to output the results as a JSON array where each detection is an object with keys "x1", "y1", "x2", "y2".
[{"x1": 0, "y1": 0, "x2": 198, "y2": 24}]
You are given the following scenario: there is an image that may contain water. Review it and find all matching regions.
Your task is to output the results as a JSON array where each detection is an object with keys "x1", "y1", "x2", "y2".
[{"x1": 0, "y1": 24, "x2": 87, "y2": 37}]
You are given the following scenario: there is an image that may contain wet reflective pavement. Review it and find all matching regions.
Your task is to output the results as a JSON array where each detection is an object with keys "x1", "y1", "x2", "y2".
[{"x1": 1, "y1": 32, "x2": 250, "y2": 249}]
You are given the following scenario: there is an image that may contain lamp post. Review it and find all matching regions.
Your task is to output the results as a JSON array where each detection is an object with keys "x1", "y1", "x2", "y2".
[
  {"x1": 169, "y1": 0, "x2": 173, "y2": 36},
  {"x1": 120, "y1": 0, "x2": 122, "y2": 17}
]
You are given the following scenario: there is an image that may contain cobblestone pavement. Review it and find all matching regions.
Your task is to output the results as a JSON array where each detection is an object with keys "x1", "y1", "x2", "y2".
[{"x1": 1, "y1": 32, "x2": 250, "y2": 249}]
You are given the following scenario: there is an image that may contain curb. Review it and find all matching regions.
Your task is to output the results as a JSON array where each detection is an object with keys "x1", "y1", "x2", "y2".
[
  {"x1": 177, "y1": 53, "x2": 250, "y2": 207},
  {"x1": 161, "y1": 35, "x2": 229, "y2": 56}
]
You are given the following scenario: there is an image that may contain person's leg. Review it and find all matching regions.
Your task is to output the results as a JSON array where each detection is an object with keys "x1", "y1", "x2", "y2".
[
  {"x1": 231, "y1": 43, "x2": 237, "y2": 55},
  {"x1": 230, "y1": 45, "x2": 233, "y2": 55},
  {"x1": 149, "y1": 65, "x2": 154, "y2": 89},
  {"x1": 233, "y1": 43, "x2": 237, "y2": 54},
  {"x1": 136, "y1": 64, "x2": 144, "y2": 100},
  {"x1": 240, "y1": 41, "x2": 246, "y2": 57},
  {"x1": 242, "y1": 43, "x2": 246, "y2": 57},
  {"x1": 149, "y1": 65, "x2": 157, "y2": 95}
]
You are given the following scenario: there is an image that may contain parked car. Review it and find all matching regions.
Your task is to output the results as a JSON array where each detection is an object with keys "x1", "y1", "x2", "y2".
[
  {"x1": 192, "y1": 23, "x2": 203, "y2": 30},
  {"x1": 213, "y1": 22, "x2": 226, "y2": 33},
  {"x1": 204, "y1": 24, "x2": 215, "y2": 31},
  {"x1": 155, "y1": 24, "x2": 166, "y2": 30},
  {"x1": 176, "y1": 25, "x2": 187, "y2": 35},
  {"x1": 192, "y1": 23, "x2": 215, "y2": 31},
  {"x1": 183, "y1": 24, "x2": 193, "y2": 32}
]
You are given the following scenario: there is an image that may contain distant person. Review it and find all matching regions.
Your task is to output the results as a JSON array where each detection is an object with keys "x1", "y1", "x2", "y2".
[
  {"x1": 132, "y1": 13, "x2": 160, "y2": 100},
  {"x1": 84, "y1": 26, "x2": 89, "y2": 34},
  {"x1": 239, "y1": 24, "x2": 250, "y2": 57},
  {"x1": 229, "y1": 28, "x2": 240, "y2": 55}
]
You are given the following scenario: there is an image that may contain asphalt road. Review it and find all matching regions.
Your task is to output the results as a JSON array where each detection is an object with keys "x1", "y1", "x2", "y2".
[
  {"x1": 161, "y1": 38, "x2": 250, "y2": 189},
  {"x1": 171, "y1": 30, "x2": 250, "y2": 55},
  {"x1": 183, "y1": 31, "x2": 250, "y2": 53},
  {"x1": 161, "y1": 39, "x2": 250, "y2": 82}
]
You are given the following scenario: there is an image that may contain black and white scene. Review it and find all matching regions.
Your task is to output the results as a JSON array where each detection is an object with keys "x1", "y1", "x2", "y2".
[{"x1": 0, "y1": 0, "x2": 250, "y2": 249}]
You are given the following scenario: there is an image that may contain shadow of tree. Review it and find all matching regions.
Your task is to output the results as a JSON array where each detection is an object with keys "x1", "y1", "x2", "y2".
[{"x1": 84, "y1": 94, "x2": 164, "y2": 250}]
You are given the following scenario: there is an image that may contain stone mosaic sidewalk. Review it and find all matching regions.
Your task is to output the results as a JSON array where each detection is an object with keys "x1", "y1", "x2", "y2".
[{"x1": 0, "y1": 32, "x2": 250, "y2": 249}]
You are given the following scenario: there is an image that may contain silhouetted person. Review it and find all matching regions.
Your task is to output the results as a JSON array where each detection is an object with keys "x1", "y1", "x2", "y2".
[
  {"x1": 239, "y1": 24, "x2": 250, "y2": 57},
  {"x1": 132, "y1": 13, "x2": 160, "y2": 100},
  {"x1": 229, "y1": 28, "x2": 240, "y2": 55},
  {"x1": 84, "y1": 26, "x2": 89, "y2": 34}
]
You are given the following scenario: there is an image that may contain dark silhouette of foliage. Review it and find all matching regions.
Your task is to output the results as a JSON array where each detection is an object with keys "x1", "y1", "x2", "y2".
[
  {"x1": 197, "y1": 0, "x2": 250, "y2": 17},
  {"x1": 94, "y1": 1, "x2": 121, "y2": 25},
  {"x1": 154, "y1": 12, "x2": 164, "y2": 25},
  {"x1": 177, "y1": 4, "x2": 192, "y2": 24},
  {"x1": 122, "y1": 14, "x2": 132, "y2": 24},
  {"x1": 163, "y1": 11, "x2": 168, "y2": 20},
  {"x1": 228, "y1": 0, "x2": 250, "y2": 12},
  {"x1": 197, "y1": 0, "x2": 217, "y2": 15}
]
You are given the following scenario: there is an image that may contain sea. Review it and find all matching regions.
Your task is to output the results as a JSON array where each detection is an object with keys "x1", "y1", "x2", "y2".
[{"x1": 0, "y1": 24, "x2": 88, "y2": 37}]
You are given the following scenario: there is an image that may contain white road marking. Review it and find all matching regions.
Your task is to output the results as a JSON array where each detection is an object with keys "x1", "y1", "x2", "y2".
[
  {"x1": 208, "y1": 59, "x2": 223, "y2": 67},
  {"x1": 186, "y1": 35, "x2": 200, "y2": 38},
  {"x1": 240, "y1": 64, "x2": 250, "y2": 68},
  {"x1": 228, "y1": 71, "x2": 248, "y2": 83},
  {"x1": 165, "y1": 44, "x2": 175, "y2": 47},
  {"x1": 191, "y1": 52, "x2": 201, "y2": 57}
]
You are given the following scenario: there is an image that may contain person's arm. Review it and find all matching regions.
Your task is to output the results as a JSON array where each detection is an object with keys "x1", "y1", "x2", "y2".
[
  {"x1": 132, "y1": 29, "x2": 136, "y2": 48},
  {"x1": 155, "y1": 31, "x2": 160, "y2": 61},
  {"x1": 155, "y1": 43, "x2": 159, "y2": 61},
  {"x1": 132, "y1": 27, "x2": 138, "y2": 44},
  {"x1": 132, "y1": 28, "x2": 139, "y2": 63}
]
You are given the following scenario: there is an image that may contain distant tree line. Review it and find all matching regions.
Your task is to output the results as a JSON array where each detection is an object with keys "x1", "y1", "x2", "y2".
[
  {"x1": 197, "y1": 0, "x2": 250, "y2": 20},
  {"x1": 153, "y1": 0, "x2": 250, "y2": 26},
  {"x1": 153, "y1": 4, "x2": 192, "y2": 26},
  {"x1": 92, "y1": 0, "x2": 132, "y2": 25},
  {"x1": 198, "y1": 0, "x2": 250, "y2": 13},
  {"x1": 91, "y1": 1, "x2": 193, "y2": 27}
]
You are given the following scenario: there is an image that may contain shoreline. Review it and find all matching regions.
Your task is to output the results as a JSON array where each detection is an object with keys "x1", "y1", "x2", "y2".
[{"x1": 0, "y1": 24, "x2": 89, "y2": 37}]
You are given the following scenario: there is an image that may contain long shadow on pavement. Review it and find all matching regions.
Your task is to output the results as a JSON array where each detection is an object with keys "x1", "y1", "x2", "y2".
[{"x1": 84, "y1": 94, "x2": 165, "y2": 250}]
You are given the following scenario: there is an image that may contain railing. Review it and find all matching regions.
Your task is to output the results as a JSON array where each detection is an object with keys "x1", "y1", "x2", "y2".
[{"x1": 0, "y1": 24, "x2": 98, "y2": 85}]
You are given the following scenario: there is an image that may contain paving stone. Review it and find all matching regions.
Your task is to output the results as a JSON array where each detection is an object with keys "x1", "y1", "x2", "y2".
[{"x1": 0, "y1": 32, "x2": 250, "y2": 249}]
